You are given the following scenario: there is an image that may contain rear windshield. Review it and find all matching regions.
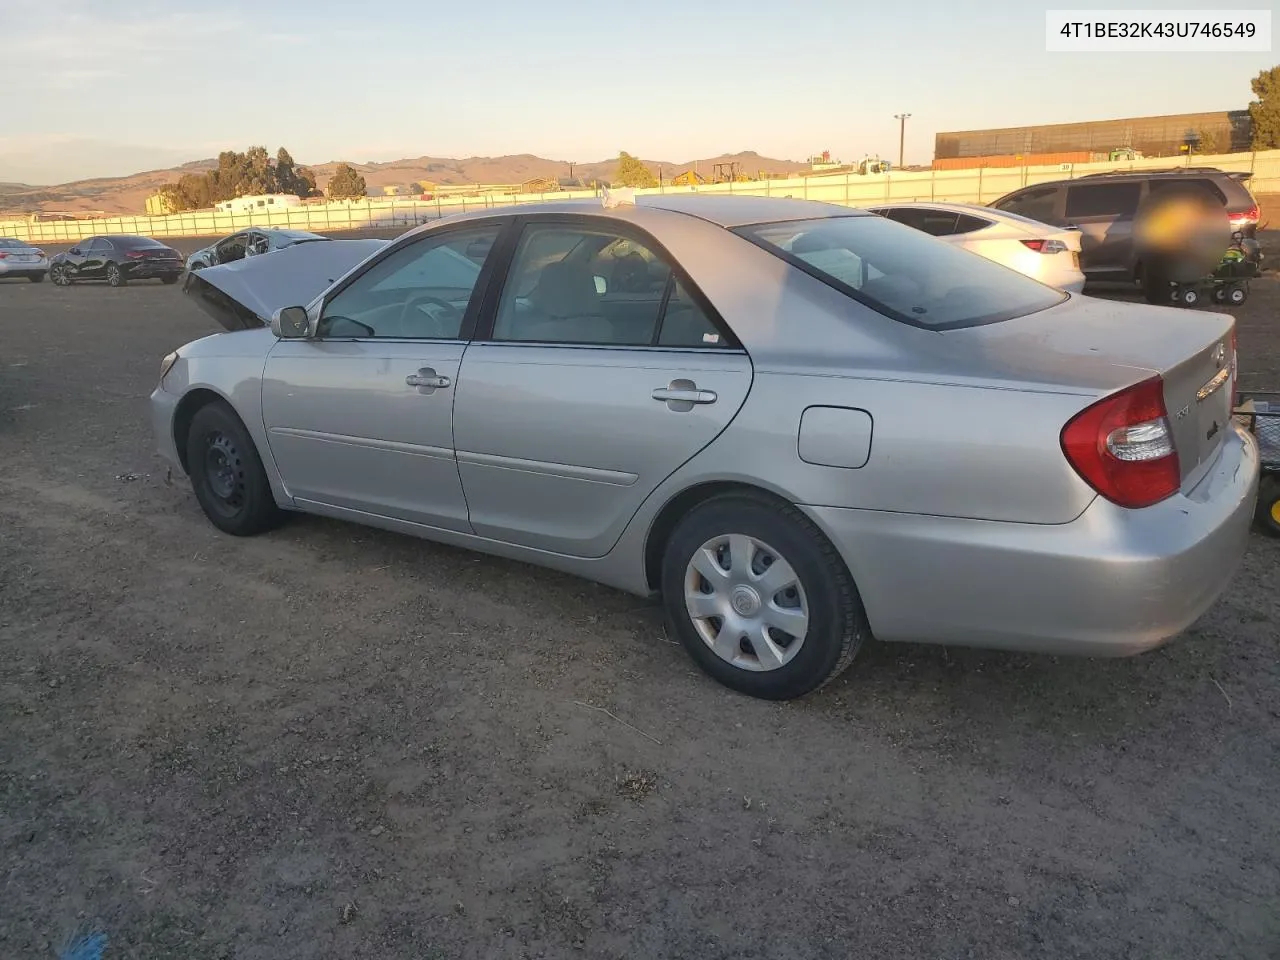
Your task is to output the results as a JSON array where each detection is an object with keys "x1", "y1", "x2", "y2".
[
  {"x1": 115, "y1": 236, "x2": 167, "y2": 248},
  {"x1": 736, "y1": 215, "x2": 1067, "y2": 330},
  {"x1": 0, "y1": 238, "x2": 28, "y2": 248}
]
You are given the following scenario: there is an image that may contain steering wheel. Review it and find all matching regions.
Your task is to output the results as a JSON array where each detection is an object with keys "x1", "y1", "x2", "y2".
[{"x1": 399, "y1": 294, "x2": 463, "y2": 337}]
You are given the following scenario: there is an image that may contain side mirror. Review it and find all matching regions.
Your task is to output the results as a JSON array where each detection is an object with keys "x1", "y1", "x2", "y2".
[
  {"x1": 69, "y1": 247, "x2": 81, "y2": 255},
  {"x1": 271, "y1": 305, "x2": 310, "y2": 339}
]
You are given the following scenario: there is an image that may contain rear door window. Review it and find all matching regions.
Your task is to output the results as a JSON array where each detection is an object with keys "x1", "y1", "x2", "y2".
[
  {"x1": 1065, "y1": 182, "x2": 1142, "y2": 220},
  {"x1": 887, "y1": 208, "x2": 961, "y2": 237},
  {"x1": 953, "y1": 213, "x2": 994, "y2": 234}
]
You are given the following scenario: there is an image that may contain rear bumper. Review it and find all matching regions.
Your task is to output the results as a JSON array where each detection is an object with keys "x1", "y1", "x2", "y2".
[
  {"x1": 803, "y1": 423, "x2": 1260, "y2": 656},
  {"x1": 0, "y1": 259, "x2": 48, "y2": 276},
  {"x1": 123, "y1": 260, "x2": 183, "y2": 278}
]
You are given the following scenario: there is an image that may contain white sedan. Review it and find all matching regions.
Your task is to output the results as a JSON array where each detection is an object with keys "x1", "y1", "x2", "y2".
[{"x1": 866, "y1": 202, "x2": 1086, "y2": 293}]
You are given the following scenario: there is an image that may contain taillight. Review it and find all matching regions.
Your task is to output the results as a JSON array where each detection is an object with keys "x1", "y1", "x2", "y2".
[
  {"x1": 1061, "y1": 376, "x2": 1180, "y2": 509},
  {"x1": 34, "y1": 249, "x2": 44, "y2": 257},
  {"x1": 127, "y1": 250, "x2": 147, "y2": 258},
  {"x1": 0, "y1": 252, "x2": 7, "y2": 259},
  {"x1": 1021, "y1": 239, "x2": 1068, "y2": 254},
  {"x1": 1228, "y1": 204, "x2": 1259, "y2": 227}
]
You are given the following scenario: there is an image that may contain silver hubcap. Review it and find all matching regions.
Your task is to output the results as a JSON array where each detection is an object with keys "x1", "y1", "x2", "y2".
[{"x1": 684, "y1": 534, "x2": 809, "y2": 672}]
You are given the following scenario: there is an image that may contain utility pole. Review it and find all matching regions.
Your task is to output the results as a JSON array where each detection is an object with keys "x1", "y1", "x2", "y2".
[
  {"x1": 894, "y1": 113, "x2": 911, "y2": 169},
  {"x1": 568, "y1": 161, "x2": 575, "y2": 181}
]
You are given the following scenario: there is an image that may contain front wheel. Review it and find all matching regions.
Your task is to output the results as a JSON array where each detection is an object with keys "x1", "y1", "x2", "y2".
[
  {"x1": 106, "y1": 263, "x2": 126, "y2": 287},
  {"x1": 660, "y1": 495, "x2": 868, "y2": 700},
  {"x1": 1228, "y1": 283, "x2": 1248, "y2": 306},
  {"x1": 51, "y1": 265, "x2": 71, "y2": 286},
  {"x1": 185, "y1": 401, "x2": 284, "y2": 536}
]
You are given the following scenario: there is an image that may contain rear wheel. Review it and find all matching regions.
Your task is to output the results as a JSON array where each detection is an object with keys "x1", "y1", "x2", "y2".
[
  {"x1": 660, "y1": 494, "x2": 868, "y2": 700},
  {"x1": 1180, "y1": 287, "x2": 1200, "y2": 307},
  {"x1": 1257, "y1": 477, "x2": 1280, "y2": 538},
  {"x1": 185, "y1": 401, "x2": 283, "y2": 536},
  {"x1": 106, "y1": 263, "x2": 126, "y2": 287},
  {"x1": 1228, "y1": 283, "x2": 1248, "y2": 306}
]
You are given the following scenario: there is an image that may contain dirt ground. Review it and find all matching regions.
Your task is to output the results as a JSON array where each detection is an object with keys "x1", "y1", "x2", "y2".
[{"x1": 2, "y1": 228, "x2": 1279, "y2": 960}]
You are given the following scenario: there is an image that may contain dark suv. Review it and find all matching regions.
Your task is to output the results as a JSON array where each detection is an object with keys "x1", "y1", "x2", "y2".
[{"x1": 990, "y1": 168, "x2": 1261, "y2": 284}]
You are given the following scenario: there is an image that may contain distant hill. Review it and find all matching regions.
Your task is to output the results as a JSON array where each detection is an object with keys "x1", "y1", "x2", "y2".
[{"x1": 0, "y1": 151, "x2": 809, "y2": 216}]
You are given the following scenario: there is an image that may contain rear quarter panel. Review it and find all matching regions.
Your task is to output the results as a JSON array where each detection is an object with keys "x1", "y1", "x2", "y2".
[{"x1": 670, "y1": 369, "x2": 1100, "y2": 524}]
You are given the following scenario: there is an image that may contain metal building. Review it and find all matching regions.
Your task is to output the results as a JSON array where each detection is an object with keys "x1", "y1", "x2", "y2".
[{"x1": 935, "y1": 110, "x2": 1252, "y2": 160}]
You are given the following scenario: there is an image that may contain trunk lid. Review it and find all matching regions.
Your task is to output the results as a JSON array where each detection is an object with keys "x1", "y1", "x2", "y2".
[
  {"x1": 948, "y1": 294, "x2": 1235, "y2": 486},
  {"x1": 184, "y1": 238, "x2": 388, "y2": 330}
]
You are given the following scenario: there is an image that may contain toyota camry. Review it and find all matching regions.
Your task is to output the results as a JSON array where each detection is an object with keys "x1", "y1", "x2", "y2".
[{"x1": 152, "y1": 196, "x2": 1259, "y2": 700}]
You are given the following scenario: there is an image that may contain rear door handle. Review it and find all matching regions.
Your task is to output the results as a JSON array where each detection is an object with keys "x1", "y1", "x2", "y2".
[
  {"x1": 652, "y1": 388, "x2": 717, "y2": 404},
  {"x1": 406, "y1": 368, "x2": 451, "y2": 391},
  {"x1": 652, "y1": 379, "x2": 717, "y2": 410}
]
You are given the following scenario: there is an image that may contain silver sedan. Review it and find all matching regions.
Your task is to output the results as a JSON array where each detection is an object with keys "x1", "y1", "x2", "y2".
[
  {"x1": 151, "y1": 196, "x2": 1259, "y2": 700},
  {"x1": 0, "y1": 237, "x2": 49, "y2": 282}
]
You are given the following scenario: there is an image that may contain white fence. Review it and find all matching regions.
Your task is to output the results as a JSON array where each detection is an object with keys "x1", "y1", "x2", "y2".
[{"x1": 3, "y1": 149, "x2": 1278, "y2": 244}]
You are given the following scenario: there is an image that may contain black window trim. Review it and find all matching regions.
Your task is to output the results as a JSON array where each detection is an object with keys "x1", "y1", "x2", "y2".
[
  {"x1": 311, "y1": 215, "x2": 517, "y2": 343},
  {"x1": 732, "y1": 215, "x2": 1068, "y2": 332},
  {"x1": 469, "y1": 212, "x2": 744, "y2": 353}
]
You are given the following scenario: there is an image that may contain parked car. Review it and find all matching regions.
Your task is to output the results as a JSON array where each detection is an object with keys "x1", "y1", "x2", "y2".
[
  {"x1": 989, "y1": 168, "x2": 1261, "y2": 286},
  {"x1": 866, "y1": 202, "x2": 1085, "y2": 292},
  {"x1": 151, "y1": 196, "x2": 1258, "y2": 700},
  {"x1": 0, "y1": 237, "x2": 49, "y2": 282},
  {"x1": 50, "y1": 236, "x2": 183, "y2": 287},
  {"x1": 186, "y1": 228, "x2": 329, "y2": 272}
]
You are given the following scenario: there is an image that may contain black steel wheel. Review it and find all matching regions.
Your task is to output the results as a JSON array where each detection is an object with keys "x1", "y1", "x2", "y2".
[{"x1": 185, "y1": 401, "x2": 284, "y2": 536}]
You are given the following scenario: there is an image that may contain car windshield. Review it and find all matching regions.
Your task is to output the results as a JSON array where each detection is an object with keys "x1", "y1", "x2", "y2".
[{"x1": 737, "y1": 215, "x2": 1067, "y2": 330}]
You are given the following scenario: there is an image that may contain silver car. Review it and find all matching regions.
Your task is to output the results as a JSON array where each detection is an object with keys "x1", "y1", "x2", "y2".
[
  {"x1": 0, "y1": 237, "x2": 49, "y2": 282},
  {"x1": 186, "y1": 228, "x2": 328, "y2": 272},
  {"x1": 151, "y1": 196, "x2": 1259, "y2": 700}
]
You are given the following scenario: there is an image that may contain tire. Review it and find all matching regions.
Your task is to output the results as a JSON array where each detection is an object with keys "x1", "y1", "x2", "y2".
[
  {"x1": 29, "y1": 273, "x2": 45, "y2": 284},
  {"x1": 106, "y1": 263, "x2": 126, "y2": 287},
  {"x1": 660, "y1": 494, "x2": 868, "y2": 700},
  {"x1": 1180, "y1": 287, "x2": 1199, "y2": 307},
  {"x1": 184, "y1": 401, "x2": 284, "y2": 536},
  {"x1": 161, "y1": 274, "x2": 179, "y2": 285},
  {"x1": 1213, "y1": 285, "x2": 1228, "y2": 304},
  {"x1": 1256, "y1": 476, "x2": 1280, "y2": 538},
  {"x1": 1228, "y1": 284, "x2": 1248, "y2": 305},
  {"x1": 51, "y1": 265, "x2": 71, "y2": 286}
]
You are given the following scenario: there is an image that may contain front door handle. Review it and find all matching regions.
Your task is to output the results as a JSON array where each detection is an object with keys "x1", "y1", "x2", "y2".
[
  {"x1": 406, "y1": 368, "x2": 451, "y2": 391},
  {"x1": 652, "y1": 379, "x2": 717, "y2": 411}
]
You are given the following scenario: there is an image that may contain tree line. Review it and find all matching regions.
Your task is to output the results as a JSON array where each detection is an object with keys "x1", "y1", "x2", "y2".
[{"x1": 158, "y1": 148, "x2": 368, "y2": 211}]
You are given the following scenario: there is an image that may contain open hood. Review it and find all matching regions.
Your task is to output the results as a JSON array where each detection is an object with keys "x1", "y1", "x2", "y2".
[{"x1": 184, "y1": 238, "x2": 389, "y2": 330}]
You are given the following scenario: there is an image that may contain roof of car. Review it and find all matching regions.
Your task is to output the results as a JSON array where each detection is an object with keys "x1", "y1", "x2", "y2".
[
  {"x1": 421, "y1": 194, "x2": 866, "y2": 234},
  {"x1": 866, "y1": 200, "x2": 994, "y2": 215}
]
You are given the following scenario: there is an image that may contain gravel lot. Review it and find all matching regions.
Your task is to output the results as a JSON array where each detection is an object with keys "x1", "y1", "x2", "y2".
[{"x1": 2, "y1": 227, "x2": 1278, "y2": 960}]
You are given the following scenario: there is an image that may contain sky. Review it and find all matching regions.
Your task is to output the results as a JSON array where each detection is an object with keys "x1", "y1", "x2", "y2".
[{"x1": 1, "y1": 0, "x2": 1275, "y2": 184}]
